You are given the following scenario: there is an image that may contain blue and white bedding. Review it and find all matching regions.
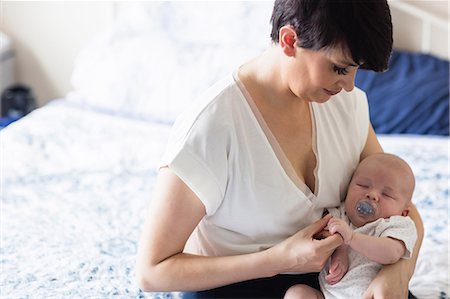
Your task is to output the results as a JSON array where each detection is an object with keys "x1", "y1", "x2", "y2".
[
  {"x1": 1, "y1": 101, "x2": 171, "y2": 298},
  {"x1": 1, "y1": 100, "x2": 449, "y2": 299}
]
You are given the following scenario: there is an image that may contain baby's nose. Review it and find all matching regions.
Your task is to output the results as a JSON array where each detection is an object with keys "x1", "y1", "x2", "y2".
[{"x1": 365, "y1": 191, "x2": 379, "y2": 201}]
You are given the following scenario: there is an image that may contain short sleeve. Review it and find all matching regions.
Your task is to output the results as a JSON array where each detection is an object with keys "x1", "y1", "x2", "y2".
[
  {"x1": 160, "y1": 86, "x2": 232, "y2": 216},
  {"x1": 376, "y1": 216, "x2": 417, "y2": 259},
  {"x1": 353, "y1": 88, "x2": 370, "y2": 153}
]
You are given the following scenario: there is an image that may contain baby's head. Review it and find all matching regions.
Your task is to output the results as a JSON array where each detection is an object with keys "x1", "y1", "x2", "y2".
[{"x1": 344, "y1": 153, "x2": 415, "y2": 227}]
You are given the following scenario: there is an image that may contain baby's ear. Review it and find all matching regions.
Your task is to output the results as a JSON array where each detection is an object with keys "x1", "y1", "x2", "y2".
[{"x1": 401, "y1": 207, "x2": 410, "y2": 217}]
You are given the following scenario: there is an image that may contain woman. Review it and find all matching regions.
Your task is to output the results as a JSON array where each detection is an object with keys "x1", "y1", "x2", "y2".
[{"x1": 136, "y1": 0, "x2": 423, "y2": 298}]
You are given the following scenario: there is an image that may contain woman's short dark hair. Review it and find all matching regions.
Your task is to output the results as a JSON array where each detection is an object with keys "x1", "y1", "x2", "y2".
[{"x1": 270, "y1": 0, "x2": 393, "y2": 72}]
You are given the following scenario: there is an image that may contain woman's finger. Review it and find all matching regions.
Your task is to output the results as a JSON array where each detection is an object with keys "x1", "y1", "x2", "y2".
[
  {"x1": 316, "y1": 233, "x2": 344, "y2": 252},
  {"x1": 313, "y1": 229, "x2": 331, "y2": 240},
  {"x1": 304, "y1": 214, "x2": 333, "y2": 236}
]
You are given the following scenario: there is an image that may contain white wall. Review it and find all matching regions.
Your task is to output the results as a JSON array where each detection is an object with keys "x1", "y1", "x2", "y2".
[
  {"x1": 390, "y1": 0, "x2": 449, "y2": 61},
  {"x1": 408, "y1": 0, "x2": 449, "y2": 19},
  {"x1": 0, "y1": 1, "x2": 114, "y2": 107},
  {"x1": 0, "y1": 1, "x2": 448, "y2": 108}
]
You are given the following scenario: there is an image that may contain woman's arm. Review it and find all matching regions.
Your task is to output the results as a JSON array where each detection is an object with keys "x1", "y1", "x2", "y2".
[
  {"x1": 360, "y1": 124, "x2": 425, "y2": 298},
  {"x1": 135, "y1": 167, "x2": 272, "y2": 291},
  {"x1": 136, "y1": 167, "x2": 343, "y2": 292}
]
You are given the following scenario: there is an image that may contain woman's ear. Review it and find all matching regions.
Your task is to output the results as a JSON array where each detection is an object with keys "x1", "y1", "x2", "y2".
[{"x1": 279, "y1": 25, "x2": 297, "y2": 57}]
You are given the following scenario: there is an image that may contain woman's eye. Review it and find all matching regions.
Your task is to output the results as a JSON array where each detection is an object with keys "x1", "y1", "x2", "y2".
[{"x1": 333, "y1": 65, "x2": 349, "y2": 75}]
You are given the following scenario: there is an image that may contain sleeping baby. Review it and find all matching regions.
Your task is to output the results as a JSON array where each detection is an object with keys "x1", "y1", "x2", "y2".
[{"x1": 284, "y1": 153, "x2": 418, "y2": 299}]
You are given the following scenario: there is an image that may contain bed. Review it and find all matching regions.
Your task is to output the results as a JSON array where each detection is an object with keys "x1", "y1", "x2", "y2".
[{"x1": 1, "y1": 1, "x2": 448, "y2": 298}]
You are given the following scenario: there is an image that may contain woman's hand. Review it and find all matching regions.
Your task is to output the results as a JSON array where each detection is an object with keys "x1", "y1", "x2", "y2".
[
  {"x1": 362, "y1": 262, "x2": 409, "y2": 299},
  {"x1": 269, "y1": 214, "x2": 343, "y2": 273}
]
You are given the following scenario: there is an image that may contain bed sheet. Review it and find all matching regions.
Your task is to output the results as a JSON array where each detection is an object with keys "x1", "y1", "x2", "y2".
[
  {"x1": 1, "y1": 101, "x2": 449, "y2": 298},
  {"x1": 1, "y1": 100, "x2": 172, "y2": 298}
]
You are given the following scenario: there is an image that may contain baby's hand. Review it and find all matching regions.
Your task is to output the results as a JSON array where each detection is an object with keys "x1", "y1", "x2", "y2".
[
  {"x1": 325, "y1": 249, "x2": 349, "y2": 285},
  {"x1": 327, "y1": 217, "x2": 353, "y2": 245}
]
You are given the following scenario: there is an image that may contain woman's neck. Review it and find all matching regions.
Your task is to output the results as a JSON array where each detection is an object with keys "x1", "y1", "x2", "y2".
[{"x1": 239, "y1": 47, "x2": 309, "y2": 113}]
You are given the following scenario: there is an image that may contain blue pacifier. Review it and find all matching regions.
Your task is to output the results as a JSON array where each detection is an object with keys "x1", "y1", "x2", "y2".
[{"x1": 356, "y1": 200, "x2": 375, "y2": 217}]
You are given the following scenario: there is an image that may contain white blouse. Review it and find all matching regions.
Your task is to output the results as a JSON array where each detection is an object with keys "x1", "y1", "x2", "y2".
[{"x1": 161, "y1": 72, "x2": 369, "y2": 257}]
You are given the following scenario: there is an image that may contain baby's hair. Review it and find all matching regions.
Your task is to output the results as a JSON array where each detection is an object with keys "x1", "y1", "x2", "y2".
[{"x1": 358, "y1": 153, "x2": 416, "y2": 200}]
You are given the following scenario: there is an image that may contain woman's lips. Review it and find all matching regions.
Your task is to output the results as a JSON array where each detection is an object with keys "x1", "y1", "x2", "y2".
[{"x1": 324, "y1": 88, "x2": 341, "y2": 96}]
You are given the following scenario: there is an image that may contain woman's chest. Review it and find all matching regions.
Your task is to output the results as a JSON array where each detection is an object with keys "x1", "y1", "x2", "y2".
[{"x1": 262, "y1": 106, "x2": 318, "y2": 193}]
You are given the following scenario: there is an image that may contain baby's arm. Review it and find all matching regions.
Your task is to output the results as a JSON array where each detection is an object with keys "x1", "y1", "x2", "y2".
[
  {"x1": 325, "y1": 244, "x2": 349, "y2": 285},
  {"x1": 327, "y1": 217, "x2": 406, "y2": 265}
]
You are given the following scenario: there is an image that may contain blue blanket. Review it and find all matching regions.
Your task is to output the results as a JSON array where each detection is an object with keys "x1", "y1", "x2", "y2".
[{"x1": 355, "y1": 50, "x2": 449, "y2": 135}]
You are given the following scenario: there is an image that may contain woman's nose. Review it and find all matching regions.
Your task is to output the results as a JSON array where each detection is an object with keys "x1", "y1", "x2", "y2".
[{"x1": 338, "y1": 69, "x2": 356, "y2": 92}]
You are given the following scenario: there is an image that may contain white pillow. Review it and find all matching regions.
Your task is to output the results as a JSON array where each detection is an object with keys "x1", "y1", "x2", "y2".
[{"x1": 69, "y1": 1, "x2": 273, "y2": 122}]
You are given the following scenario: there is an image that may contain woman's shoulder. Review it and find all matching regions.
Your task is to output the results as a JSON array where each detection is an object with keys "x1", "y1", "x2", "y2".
[
  {"x1": 179, "y1": 74, "x2": 243, "y2": 120},
  {"x1": 168, "y1": 74, "x2": 247, "y2": 142}
]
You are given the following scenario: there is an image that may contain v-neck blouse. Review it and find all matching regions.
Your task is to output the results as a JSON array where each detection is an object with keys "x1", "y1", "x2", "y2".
[
  {"x1": 161, "y1": 73, "x2": 369, "y2": 257},
  {"x1": 233, "y1": 72, "x2": 319, "y2": 199}
]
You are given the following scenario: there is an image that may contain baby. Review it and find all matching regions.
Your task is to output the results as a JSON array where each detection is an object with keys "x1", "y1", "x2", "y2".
[{"x1": 285, "y1": 153, "x2": 418, "y2": 299}]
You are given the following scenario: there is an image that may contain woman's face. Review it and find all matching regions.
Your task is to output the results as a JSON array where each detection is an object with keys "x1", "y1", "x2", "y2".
[{"x1": 286, "y1": 46, "x2": 360, "y2": 103}]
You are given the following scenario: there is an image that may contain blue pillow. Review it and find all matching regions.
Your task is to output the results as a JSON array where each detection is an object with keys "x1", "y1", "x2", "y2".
[{"x1": 355, "y1": 50, "x2": 449, "y2": 135}]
